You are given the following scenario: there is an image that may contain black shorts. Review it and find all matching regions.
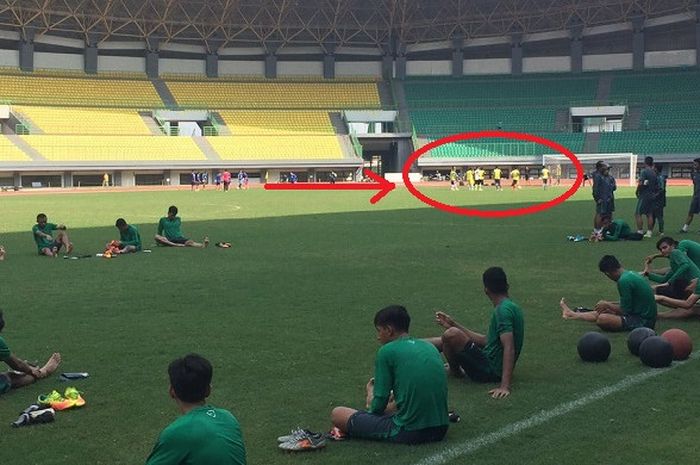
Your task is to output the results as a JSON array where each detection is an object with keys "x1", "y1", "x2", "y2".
[
  {"x1": 596, "y1": 199, "x2": 615, "y2": 215},
  {"x1": 689, "y1": 196, "x2": 700, "y2": 215},
  {"x1": 495, "y1": 179, "x2": 501, "y2": 186},
  {"x1": 476, "y1": 179, "x2": 483, "y2": 186},
  {"x1": 543, "y1": 178, "x2": 549, "y2": 184},
  {"x1": 168, "y1": 237, "x2": 189, "y2": 245},
  {"x1": 655, "y1": 279, "x2": 691, "y2": 300},
  {"x1": 456, "y1": 342, "x2": 501, "y2": 383},
  {"x1": 620, "y1": 314, "x2": 655, "y2": 331},
  {"x1": 40, "y1": 240, "x2": 62, "y2": 254},
  {"x1": 511, "y1": 180, "x2": 518, "y2": 187},
  {"x1": 347, "y1": 411, "x2": 447, "y2": 445},
  {"x1": 636, "y1": 197, "x2": 655, "y2": 215}
]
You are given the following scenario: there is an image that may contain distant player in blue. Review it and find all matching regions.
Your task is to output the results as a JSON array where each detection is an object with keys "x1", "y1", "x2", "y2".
[
  {"x1": 215, "y1": 171, "x2": 222, "y2": 191},
  {"x1": 242, "y1": 171, "x2": 249, "y2": 190},
  {"x1": 237, "y1": 170, "x2": 245, "y2": 190},
  {"x1": 190, "y1": 170, "x2": 198, "y2": 191},
  {"x1": 289, "y1": 172, "x2": 298, "y2": 184},
  {"x1": 680, "y1": 158, "x2": 700, "y2": 233}
]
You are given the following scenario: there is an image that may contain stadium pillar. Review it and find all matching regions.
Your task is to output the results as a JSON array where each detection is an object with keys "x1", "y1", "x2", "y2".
[
  {"x1": 146, "y1": 37, "x2": 160, "y2": 78},
  {"x1": 323, "y1": 42, "x2": 336, "y2": 79},
  {"x1": 397, "y1": 139, "x2": 416, "y2": 173},
  {"x1": 394, "y1": 41, "x2": 407, "y2": 80},
  {"x1": 381, "y1": 42, "x2": 393, "y2": 80},
  {"x1": 451, "y1": 35, "x2": 464, "y2": 77},
  {"x1": 206, "y1": 53, "x2": 219, "y2": 78},
  {"x1": 113, "y1": 171, "x2": 122, "y2": 187},
  {"x1": 569, "y1": 24, "x2": 584, "y2": 74},
  {"x1": 13, "y1": 172, "x2": 21, "y2": 188},
  {"x1": 85, "y1": 34, "x2": 100, "y2": 75},
  {"x1": 510, "y1": 33, "x2": 523, "y2": 75},
  {"x1": 62, "y1": 172, "x2": 72, "y2": 188},
  {"x1": 632, "y1": 15, "x2": 645, "y2": 71},
  {"x1": 265, "y1": 44, "x2": 279, "y2": 79},
  {"x1": 19, "y1": 29, "x2": 34, "y2": 72}
]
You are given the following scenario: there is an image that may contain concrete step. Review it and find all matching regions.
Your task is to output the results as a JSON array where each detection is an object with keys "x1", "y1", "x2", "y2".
[
  {"x1": 152, "y1": 79, "x2": 179, "y2": 108},
  {"x1": 138, "y1": 111, "x2": 166, "y2": 135},
  {"x1": 5, "y1": 134, "x2": 46, "y2": 160},
  {"x1": 209, "y1": 112, "x2": 232, "y2": 135},
  {"x1": 329, "y1": 112, "x2": 348, "y2": 135},
  {"x1": 192, "y1": 137, "x2": 222, "y2": 161}
]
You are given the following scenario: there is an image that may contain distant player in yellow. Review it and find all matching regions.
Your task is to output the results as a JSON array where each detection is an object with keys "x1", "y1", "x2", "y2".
[
  {"x1": 449, "y1": 167, "x2": 458, "y2": 191},
  {"x1": 493, "y1": 167, "x2": 503, "y2": 191},
  {"x1": 541, "y1": 166, "x2": 550, "y2": 190},
  {"x1": 466, "y1": 168, "x2": 475, "y2": 191},
  {"x1": 510, "y1": 168, "x2": 521, "y2": 190},
  {"x1": 474, "y1": 167, "x2": 484, "y2": 191}
]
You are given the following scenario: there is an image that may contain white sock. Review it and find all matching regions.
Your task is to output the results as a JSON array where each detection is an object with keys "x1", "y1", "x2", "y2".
[
  {"x1": 683, "y1": 224, "x2": 689, "y2": 231},
  {"x1": 637, "y1": 230, "x2": 644, "y2": 234}
]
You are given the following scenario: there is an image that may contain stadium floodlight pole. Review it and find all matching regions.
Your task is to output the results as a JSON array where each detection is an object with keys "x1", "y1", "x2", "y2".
[{"x1": 264, "y1": 169, "x2": 396, "y2": 204}]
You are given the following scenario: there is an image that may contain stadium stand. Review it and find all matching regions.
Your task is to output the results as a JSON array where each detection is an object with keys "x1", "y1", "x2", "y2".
[
  {"x1": 21, "y1": 136, "x2": 206, "y2": 161},
  {"x1": 218, "y1": 110, "x2": 337, "y2": 135},
  {"x1": 207, "y1": 135, "x2": 344, "y2": 160},
  {"x1": 598, "y1": 129, "x2": 700, "y2": 154},
  {"x1": 13, "y1": 106, "x2": 152, "y2": 135},
  {"x1": 0, "y1": 136, "x2": 31, "y2": 162},
  {"x1": 165, "y1": 81, "x2": 381, "y2": 109},
  {"x1": 0, "y1": 73, "x2": 162, "y2": 107}
]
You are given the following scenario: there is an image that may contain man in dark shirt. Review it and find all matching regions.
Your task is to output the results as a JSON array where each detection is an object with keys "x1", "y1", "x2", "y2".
[
  {"x1": 636, "y1": 156, "x2": 659, "y2": 238},
  {"x1": 591, "y1": 162, "x2": 617, "y2": 241},
  {"x1": 680, "y1": 158, "x2": 700, "y2": 233}
]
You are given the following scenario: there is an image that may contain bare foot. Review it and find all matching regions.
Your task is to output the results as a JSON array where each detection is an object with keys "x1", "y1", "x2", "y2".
[
  {"x1": 66, "y1": 243, "x2": 74, "y2": 254},
  {"x1": 203, "y1": 236, "x2": 210, "y2": 248},
  {"x1": 40, "y1": 353, "x2": 62, "y2": 377},
  {"x1": 560, "y1": 298, "x2": 577, "y2": 320}
]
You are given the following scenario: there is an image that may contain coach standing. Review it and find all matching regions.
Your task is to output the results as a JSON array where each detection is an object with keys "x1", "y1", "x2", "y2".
[{"x1": 592, "y1": 161, "x2": 616, "y2": 241}]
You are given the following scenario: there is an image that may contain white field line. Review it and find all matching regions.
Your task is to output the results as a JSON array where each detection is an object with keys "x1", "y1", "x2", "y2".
[{"x1": 413, "y1": 351, "x2": 699, "y2": 465}]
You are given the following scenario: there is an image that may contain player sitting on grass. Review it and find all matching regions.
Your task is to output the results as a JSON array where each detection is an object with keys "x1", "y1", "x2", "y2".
[
  {"x1": 330, "y1": 305, "x2": 449, "y2": 445},
  {"x1": 561, "y1": 255, "x2": 657, "y2": 331},
  {"x1": 642, "y1": 237, "x2": 700, "y2": 300},
  {"x1": 654, "y1": 277, "x2": 700, "y2": 320},
  {"x1": 32, "y1": 213, "x2": 73, "y2": 257},
  {"x1": 155, "y1": 206, "x2": 208, "y2": 248},
  {"x1": 0, "y1": 310, "x2": 61, "y2": 397},
  {"x1": 110, "y1": 218, "x2": 142, "y2": 254},
  {"x1": 146, "y1": 354, "x2": 246, "y2": 465},
  {"x1": 427, "y1": 267, "x2": 524, "y2": 399},
  {"x1": 598, "y1": 216, "x2": 643, "y2": 241}
]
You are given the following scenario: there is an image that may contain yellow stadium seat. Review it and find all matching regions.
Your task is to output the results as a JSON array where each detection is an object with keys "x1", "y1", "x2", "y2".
[
  {"x1": 13, "y1": 106, "x2": 152, "y2": 135},
  {"x1": 0, "y1": 136, "x2": 31, "y2": 161},
  {"x1": 21, "y1": 135, "x2": 206, "y2": 161}
]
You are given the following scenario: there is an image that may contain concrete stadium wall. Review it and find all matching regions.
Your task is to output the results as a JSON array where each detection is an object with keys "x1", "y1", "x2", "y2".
[
  {"x1": 34, "y1": 52, "x2": 83, "y2": 70},
  {"x1": 278, "y1": 61, "x2": 323, "y2": 76},
  {"x1": 522, "y1": 56, "x2": 571, "y2": 73},
  {"x1": 463, "y1": 58, "x2": 511, "y2": 75},
  {"x1": 645, "y1": 49, "x2": 696, "y2": 68},
  {"x1": 582, "y1": 53, "x2": 634, "y2": 71},
  {"x1": 98, "y1": 56, "x2": 147, "y2": 73},
  {"x1": 336, "y1": 61, "x2": 382, "y2": 77},
  {"x1": 406, "y1": 60, "x2": 451, "y2": 76},
  {"x1": 219, "y1": 60, "x2": 265, "y2": 76},
  {"x1": 160, "y1": 58, "x2": 206, "y2": 75},
  {"x1": 0, "y1": 49, "x2": 19, "y2": 67}
]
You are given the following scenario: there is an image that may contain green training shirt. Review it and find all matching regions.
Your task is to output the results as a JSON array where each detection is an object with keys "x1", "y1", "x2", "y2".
[
  {"x1": 0, "y1": 336, "x2": 10, "y2": 361},
  {"x1": 120, "y1": 225, "x2": 142, "y2": 251},
  {"x1": 146, "y1": 405, "x2": 246, "y2": 465},
  {"x1": 648, "y1": 249, "x2": 700, "y2": 285},
  {"x1": 32, "y1": 223, "x2": 57, "y2": 251},
  {"x1": 618, "y1": 271, "x2": 657, "y2": 323},
  {"x1": 604, "y1": 219, "x2": 631, "y2": 241},
  {"x1": 157, "y1": 217, "x2": 183, "y2": 240},
  {"x1": 678, "y1": 240, "x2": 700, "y2": 269},
  {"x1": 370, "y1": 337, "x2": 448, "y2": 433},
  {"x1": 482, "y1": 298, "x2": 525, "y2": 377}
]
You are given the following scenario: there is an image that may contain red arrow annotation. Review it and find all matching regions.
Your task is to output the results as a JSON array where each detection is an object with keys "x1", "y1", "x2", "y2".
[{"x1": 264, "y1": 168, "x2": 396, "y2": 204}]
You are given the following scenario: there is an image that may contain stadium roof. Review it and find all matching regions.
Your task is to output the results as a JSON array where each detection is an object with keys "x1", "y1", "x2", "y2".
[{"x1": 0, "y1": 0, "x2": 695, "y2": 50}]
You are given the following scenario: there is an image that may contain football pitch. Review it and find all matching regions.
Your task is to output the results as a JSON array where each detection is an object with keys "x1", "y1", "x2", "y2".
[{"x1": 1, "y1": 185, "x2": 700, "y2": 465}]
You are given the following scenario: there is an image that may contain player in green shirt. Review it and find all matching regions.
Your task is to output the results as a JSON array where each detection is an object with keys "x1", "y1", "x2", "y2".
[
  {"x1": 561, "y1": 255, "x2": 657, "y2": 331},
  {"x1": 112, "y1": 218, "x2": 142, "y2": 253},
  {"x1": 645, "y1": 238, "x2": 700, "y2": 273},
  {"x1": 602, "y1": 218, "x2": 632, "y2": 241},
  {"x1": 0, "y1": 310, "x2": 61, "y2": 397},
  {"x1": 155, "y1": 206, "x2": 208, "y2": 248},
  {"x1": 643, "y1": 237, "x2": 700, "y2": 300},
  {"x1": 427, "y1": 267, "x2": 524, "y2": 399},
  {"x1": 330, "y1": 305, "x2": 449, "y2": 444},
  {"x1": 146, "y1": 354, "x2": 246, "y2": 465},
  {"x1": 32, "y1": 213, "x2": 73, "y2": 257}
]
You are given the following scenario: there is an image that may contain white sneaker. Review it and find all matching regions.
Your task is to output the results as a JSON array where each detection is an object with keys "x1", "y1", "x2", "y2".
[{"x1": 644, "y1": 231, "x2": 652, "y2": 238}]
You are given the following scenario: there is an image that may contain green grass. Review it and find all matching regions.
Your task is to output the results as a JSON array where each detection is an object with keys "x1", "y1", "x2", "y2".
[{"x1": 1, "y1": 185, "x2": 700, "y2": 465}]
